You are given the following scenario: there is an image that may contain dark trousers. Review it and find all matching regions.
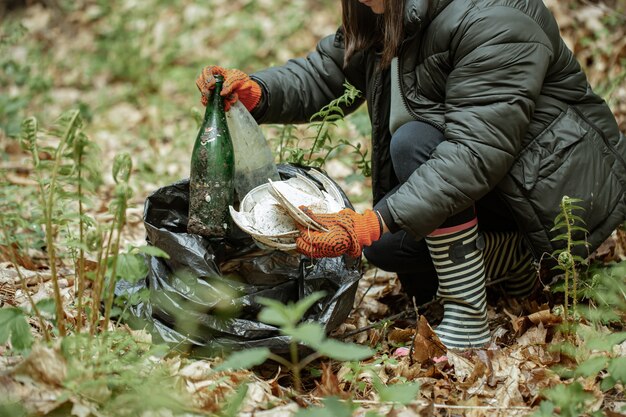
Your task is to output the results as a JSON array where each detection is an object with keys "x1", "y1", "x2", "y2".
[{"x1": 364, "y1": 121, "x2": 516, "y2": 304}]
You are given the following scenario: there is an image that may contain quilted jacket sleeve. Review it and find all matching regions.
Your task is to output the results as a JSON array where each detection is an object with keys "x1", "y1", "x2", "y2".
[
  {"x1": 250, "y1": 31, "x2": 366, "y2": 124},
  {"x1": 386, "y1": 5, "x2": 554, "y2": 238}
]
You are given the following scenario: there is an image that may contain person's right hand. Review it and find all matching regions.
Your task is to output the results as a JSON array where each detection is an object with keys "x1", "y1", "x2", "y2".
[
  {"x1": 195, "y1": 66, "x2": 261, "y2": 112},
  {"x1": 295, "y1": 207, "x2": 382, "y2": 258}
]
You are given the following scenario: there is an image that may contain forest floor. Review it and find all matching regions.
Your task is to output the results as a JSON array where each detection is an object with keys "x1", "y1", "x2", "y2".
[{"x1": 1, "y1": 0, "x2": 626, "y2": 416}]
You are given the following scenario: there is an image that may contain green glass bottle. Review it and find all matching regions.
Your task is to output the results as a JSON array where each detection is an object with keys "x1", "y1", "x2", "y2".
[{"x1": 188, "y1": 75, "x2": 235, "y2": 237}]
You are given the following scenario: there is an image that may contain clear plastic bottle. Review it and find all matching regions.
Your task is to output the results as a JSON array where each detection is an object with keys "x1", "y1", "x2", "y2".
[{"x1": 226, "y1": 100, "x2": 280, "y2": 198}]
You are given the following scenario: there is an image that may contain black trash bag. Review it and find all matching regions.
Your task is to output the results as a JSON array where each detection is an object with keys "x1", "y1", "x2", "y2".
[{"x1": 116, "y1": 164, "x2": 361, "y2": 354}]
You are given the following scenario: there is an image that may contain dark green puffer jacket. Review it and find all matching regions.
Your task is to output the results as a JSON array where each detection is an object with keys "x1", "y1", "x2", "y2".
[{"x1": 251, "y1": 0, "x2": 626, "y2": 260}]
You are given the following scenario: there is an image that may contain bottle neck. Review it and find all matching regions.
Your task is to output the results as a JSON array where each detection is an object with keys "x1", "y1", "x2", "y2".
[{"x1": 205, "y1": 76, "x2": 225, "y2": 120}]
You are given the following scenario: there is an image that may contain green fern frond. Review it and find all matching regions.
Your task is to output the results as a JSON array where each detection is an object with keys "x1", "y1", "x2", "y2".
[
  {"x1": 551, "y1": 196, "x2": 590, "y2": 317},
  {"x1": 112, "y1": 153, "x2": 133, "y2": 184},
  {"x1": 20, "y1": 117, "x2": 40, "y2": 167}
]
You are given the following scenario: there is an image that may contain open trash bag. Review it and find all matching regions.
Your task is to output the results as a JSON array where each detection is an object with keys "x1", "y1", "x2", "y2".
[{"x1": 115, "y1": 164, "x2": 361, "y2": 354}]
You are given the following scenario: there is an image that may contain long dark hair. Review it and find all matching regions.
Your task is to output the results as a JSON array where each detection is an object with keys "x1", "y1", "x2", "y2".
[{"x1": 341, "y1": 0, "x2": 405, "y2": 69}]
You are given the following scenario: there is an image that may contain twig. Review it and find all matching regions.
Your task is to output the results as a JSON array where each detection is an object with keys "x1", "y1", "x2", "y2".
[
  {"x1": 408, "y1": 296, "x2": 420, "y2": 365},
  {"x1": 354, "y1": 271, "x2": 377, "y2": 311},
  {"x1": 319, "y1": 397, "x2": 531, "y2": 410},
  {"x1": 338, "y1": 311, "x2": 411, "y2": 339},
  {"x1": 355, "y1": 399, "x2": 530, "y2": 410},
  {"x1": 432, "y1": 404, "x2": 531, "y2": 411}
]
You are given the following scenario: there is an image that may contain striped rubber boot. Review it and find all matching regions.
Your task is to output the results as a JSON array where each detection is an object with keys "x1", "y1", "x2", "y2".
[
  {"x1": 482, "y1": 231, "x2": 537, "y2": 297},
  {"x1": 425, "y1": 218, "x2": 491, "y2": 349}
]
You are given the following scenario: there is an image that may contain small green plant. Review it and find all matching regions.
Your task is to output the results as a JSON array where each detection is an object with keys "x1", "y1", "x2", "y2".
[
  {"x1": 61, "y1": 331, "x2": 196, "y2": 417},
  {"x1": 218, "y1": 292, "x2": 375, "y2": 392},
  {"x1": 17, "y1": 111, "x2": 102, "y2": 336},
  {"x1": 0, "y1": 111, "x2": 167, "y2": 344},
  {"x1": 371, "y1": 371, "x2": 420, "y2": 405},
  {"x1": 0, "y1": 184, "x2": 50, "y2": 347},
  {"x1": 532, "y1": 382, "x2": 596, "y2": 417},
  {"x1": 577, "y1": 260, "x2": 626, "y2": 325},
  {"x1": 339, "y1": 360, "x2": 373, "y2": 397},
  {"x1": 535, "y1": 196, "x2": 626, "y2": 416},
  {"x1": 336, "y1": 354, "x2": 420, "y2": 407},
  {"x1": 0, "y1": 306, "x2": 34, "y2": 352},
  {"x1": 276, "y1": 82, "x2": 371, "y2": 177},
  {"x1": 550, "y1": 195, "x2": 589, "y2": 317}
]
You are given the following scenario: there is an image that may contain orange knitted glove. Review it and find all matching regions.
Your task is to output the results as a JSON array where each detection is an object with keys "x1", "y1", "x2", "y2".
[
  {"x1": 295, "y1": 208, "x2": 382, "y2": 258},
  {"x1": 195, "y1": 65, "x2": 262, "y2": 112}
]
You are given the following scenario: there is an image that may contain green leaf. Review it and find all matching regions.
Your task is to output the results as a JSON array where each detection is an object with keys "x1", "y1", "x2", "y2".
[
  {"x1": 600, "y1": 375, "x2": 617, "y2": 392},
  {"x1": 135, "y1": 245, "x2": 170, "y2": 259},
  {"x1": 115, "y1": 253, "x2": 148, "y2": 283},
  {"x1": 0, "y1": 308, "x2": 33, "y2": 351},
  {"x1": 552, "y1": 213, "x2": 566, "y2": 226},
  {"x1": 550, "y1": 234, "x2": 569, "y2": 242},
  {"x1": 586, "y1": 332, "x2": 626, "y2": 351},
  {"x1": 258, "y1": 292, "x2": 325, "y2": 328},
  {"x1": 215, "y1": 348, "x2": 270, "y2": 371},
  {"x1": 321, "y1": 397, "x2": 353, "y2": 417},
  {"x1": 543, "y1": 382, "x2": 593, "y2": 417},
  {"x1": 283, "y1": 323, "x2": 325, "y2": 347},
  {"x1": 375, "y1": 382, "x2": 421, "y2": 405},
  {"x1": 0, "y1": 402, "x2": 28, "y2": 417},
  {"x1": 608, "y1": 356, "x2": 626, "y2": 383},
  {"x1": 220, "y1": 383, "x2": 249, "y2": 417},
  {"x1": 128, "y1": 288, "x2": 150, "y2": 305},
  {"x1": 19, "y1": 116, "x2": 38, "y2": 152},
  {"x1": 35, "y1": 298, "x2": 56, "y2": 315},
  {"x1": 295, "y1": 397, "x2": 353, "y2": 417},
  {"x1": 316, "y1": 338, "x2": 375, "y2": 362},
  {"x1": 325, "y1": 113, "x2": 343, "y2": 121},
  {"x1": 257, "y1": 299, "x2": 291, "y2": 327},
  {"x1": 291, "y1": 292, "x2": 326, "y2": 322},
  {"x1": 575, "y1": 356, "x2": 608, "y2": 377},
  {"x1": 110, "y1": 306, "x2": 123, "y2": 317},
  {"x1": 531, "y1": 400, "x2": 556, "y2": 417}
]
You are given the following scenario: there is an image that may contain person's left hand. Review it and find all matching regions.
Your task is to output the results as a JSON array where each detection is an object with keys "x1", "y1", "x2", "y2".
[
  {"x1": 295, "y1": 208, "x2": 382, "y2": 258},
  {"x1": 195, "y1": 65, "x2": 261, "y2": 111}
]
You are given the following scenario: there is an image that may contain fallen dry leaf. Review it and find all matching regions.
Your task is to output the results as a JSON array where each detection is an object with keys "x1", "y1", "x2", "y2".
[
  {"x1": 527, "y1": 310, "x2": 562, "y2": 327},
  {"x1": 312, "y1": 362, "x2": 347, "y2": 399},
  {"x1": 517, "y1": 323, "x2": 548, "y2": 346},
  {"x1": 411, "y1": 316, "x2": 446, "y2": 364},
  {"x1": 447, "y1": 351, "x2": 475, "y2": 382},
  {"x1": 493, "y1": 365, "x2": 524, "y2": 407},
  {"x1": 388, "y1": 328, "x2": 415, "y2": 345},
  {"x1": 11, "y1": 344, "x2": 67, "y2": 387},
  {"x1": 240, "y1": 379, "x2": 281, "y2": 413},
  {"x1": 0, "y1": 245, "x2": 38, "y2": 270}
]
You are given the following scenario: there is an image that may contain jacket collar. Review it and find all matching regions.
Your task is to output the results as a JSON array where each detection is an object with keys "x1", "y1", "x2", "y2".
[
  {"x1": 404, "y1": 0, "x2": 454, "y2": 33},
  {"x1": 404, "y1": 0, "x2": 428, "y2": 33}
]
